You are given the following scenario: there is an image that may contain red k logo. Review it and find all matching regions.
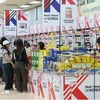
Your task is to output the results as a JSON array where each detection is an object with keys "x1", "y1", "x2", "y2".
[
  {"x1": 64, "y1": 75, "x2": 88, "y2": 100},
  {"x1": 18, "y1": 11, "x2": 27, "y2": 20},
  {"x1": 62, "y1": 0, "x2": 76, "y2": 5}
]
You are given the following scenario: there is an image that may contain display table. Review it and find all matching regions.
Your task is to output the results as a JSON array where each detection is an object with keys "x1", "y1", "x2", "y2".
[{"x1": 28, "y1": 69, "x2": 100, "y2": 100}]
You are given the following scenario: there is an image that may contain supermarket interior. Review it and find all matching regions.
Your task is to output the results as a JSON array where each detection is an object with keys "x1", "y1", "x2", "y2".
[{"x1": 0, "y1": 0, "x2": 100, "y2": 100}]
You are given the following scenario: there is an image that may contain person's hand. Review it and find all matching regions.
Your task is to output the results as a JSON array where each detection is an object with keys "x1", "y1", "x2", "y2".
[
  {"x1": 27, "y1": 64, "x2": 31, "y2": 70},
  {"x1": 12, "y1": 64, "x2": 15, "y2": 68}
]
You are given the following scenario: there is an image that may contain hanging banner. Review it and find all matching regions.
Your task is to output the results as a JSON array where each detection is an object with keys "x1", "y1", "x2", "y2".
[
  {"x1": 0, "y1": 18, "x2": 3, "y2": 37},
  {"x1": 61, "y1": 0, "x2": 78, "y2": 30},
  {"x1": 17, "y1": 11, "x2": 29, "y2": 36},
  {"x1": 4, "y1": 10, "x2": 17, "y2": 36},
  {"x1": 78, "y1": 1, "x2": 100, "y2": 16},
  {"x1": 42, "y1": 0, "x2": 60, "y2": 27}
]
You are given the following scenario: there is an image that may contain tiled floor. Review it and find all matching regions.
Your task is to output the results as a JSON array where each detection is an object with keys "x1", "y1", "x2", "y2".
[{"x1": 0, "y1": 84, "x2": 43, "y2": 100}]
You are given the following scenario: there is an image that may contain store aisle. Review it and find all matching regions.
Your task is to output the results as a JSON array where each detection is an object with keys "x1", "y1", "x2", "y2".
[{"x1": 0, "y1": 84, "x2": 43, "y2": 100}]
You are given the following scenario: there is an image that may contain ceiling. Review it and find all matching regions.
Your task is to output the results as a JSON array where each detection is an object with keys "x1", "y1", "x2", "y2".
[
  {"x1": 0, "y1": 0, "x2": 85, "y2": 18},
  {"x1": 0, "y1": 0, "x2": 42, "y2": 15}
]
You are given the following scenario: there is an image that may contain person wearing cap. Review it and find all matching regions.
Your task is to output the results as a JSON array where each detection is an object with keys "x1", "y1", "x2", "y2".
[
  {"x1": 2, "y1": 40, "x2": 14, "y2": 94},
  {"x1": 0, "y1": 37, "x2": 7, "y2": 82}
]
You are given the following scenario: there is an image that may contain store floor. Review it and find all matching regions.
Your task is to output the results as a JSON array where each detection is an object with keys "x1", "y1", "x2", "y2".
[{"x1": 0, "y1": 84, "x2": 43, "y2": 100}]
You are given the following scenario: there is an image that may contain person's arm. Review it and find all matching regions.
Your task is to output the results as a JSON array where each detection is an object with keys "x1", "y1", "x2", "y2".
[
  {"x1": 12, "y1": 50, "x2": 15, "y2": 64},
  {"x1": 4, "y1": 54, "x2": 15, "y2": 68}
]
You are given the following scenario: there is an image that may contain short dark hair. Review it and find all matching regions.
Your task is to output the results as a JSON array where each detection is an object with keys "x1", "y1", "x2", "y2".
[
  {"x1": 97, "y1": 37, "x2": 100, "y2": 44},
  {"x1": 38, "y1": 42, "x2": 45, "y2": 50}
]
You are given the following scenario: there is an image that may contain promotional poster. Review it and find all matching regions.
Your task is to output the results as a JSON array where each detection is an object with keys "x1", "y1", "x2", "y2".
[
  {"x1": 61, "y1": 0, "x2": 78, "y2": 30},
  {"x1": 4, "y1": 10, "x2": 17, "y2": 36},
  {"x1": 43, "y1": 0, "x2": 60, "y2": 27}
]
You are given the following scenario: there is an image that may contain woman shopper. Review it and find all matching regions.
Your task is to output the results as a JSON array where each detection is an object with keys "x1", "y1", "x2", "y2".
[
  {"x1": 38, "y1": 42, "x2": 45, "y2": 50},
  {"x1": 2, "y1": 40, "x2": 14, "y2": 94},
  {"x1": 0, "y1": 37, "x2": 8, "y2": 82},
  {"x1": 12, "y1": 39, "x2": 29, "y2": 93}
]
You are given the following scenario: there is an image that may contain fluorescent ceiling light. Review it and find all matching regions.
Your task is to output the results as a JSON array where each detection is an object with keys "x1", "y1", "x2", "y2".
[
  {"x1": 0, "y1": 0, "x2": 7, "y2": 4},
  {"x1": 13, "y1": 8, "x2": 21, "y2": 10},
  {"x1": 30, "y1": 1, "x2": 41, "y2": 4},
  {"x1": 20, "y1": 5, "x2": 30, "y2": 8}
]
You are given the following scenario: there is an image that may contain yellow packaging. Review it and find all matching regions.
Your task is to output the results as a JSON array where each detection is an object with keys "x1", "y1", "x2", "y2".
[
  {"x1": 65, "y1": 64, "x2": 69, "y2": 69},
  {"x1": 59, "y1": 63, "x2": 65, "y2": 70},
  {"x1": 95, "y1": 63, "x2": 100, "y2": 68},
  {"x1": 86, "y1": 57, "x2": 91, "y2": 63},
  {"x1": 38, "y1": 59, "x2": 43, "y2": 68},
  {"x1": 91, "y1": 58, "x2": 95, "y2": 63},
  {"x1": 82, "y1": 59, "x2": 87, "y2": 63},
  {"x1": 76, "y1": 59, "x2": 81, "y2": 63}
]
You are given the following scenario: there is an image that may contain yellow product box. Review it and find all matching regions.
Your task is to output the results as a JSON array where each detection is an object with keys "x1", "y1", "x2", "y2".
[
  {"x1": 76, "y1": 59, "x2": 81, "y2": 63},
  {"x1": 91, "y1": 64, "x2": 94, "y2": 68},
  {"x1": 69, "y1": 60, "x2": 75, "y2": 63},
  {"x1": 86, "y1": 57, "x2": 91, "y2": 63},
  {"x1": 37, "y1": 67, "x2": 43, "y2": 72},
  {"x1": 82, "y1": 59, "x2": 87, "y2": 63},
  {"x1": 91, "y1": 58, "x2": 95, "y2": 63},
  {"x1": 69, "y1": 62, "x2": 74, "y2": 67},
  {"x1": 67, "y1": 64, "x2": 72, "y2": 68},
  {"x1": 38, "y1": 59, "x2": 43, "y2": 68},
  {"x1": 95, "y1": 63, "x2": 100, "y2": 68},
  {"x1": 59, "y1": 63, "x2": 64, "y2": 70},
  {"x1": 39, "y1": 50, "x2": 49, "y2": 56},
  {"x1": 64, "y1": 64, "x2": 69, "y2": 69},
  {"x1": 43, "y1": 51, "x2": 49, "y2": 56}
]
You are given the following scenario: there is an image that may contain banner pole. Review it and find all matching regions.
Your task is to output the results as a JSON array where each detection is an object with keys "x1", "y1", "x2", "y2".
[
  {"x1": 16, "y1": 10, "x2": 18, "y2": 37},
  {"x1": 59, "y1": 0, "x2": 61, "y2": 50}
]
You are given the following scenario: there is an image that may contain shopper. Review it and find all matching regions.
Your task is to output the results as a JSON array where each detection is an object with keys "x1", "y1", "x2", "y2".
[
  {"x1": 0, "y1": 37, "x2": 8, "y2": 82},
  {"x1": 2, "y1": 40, "x2": 14, "y2": 94},
  {"x1": 24, "y1": 40, "x2": 30, "y2": 49},
  {"x1": 37, "y1": 42, "x2": 45, "y2": 50},
  {"x1": 24, "y1": 40, "x2": 28, "y2": 48},
  {"x1": 12, "y1": 39, "x2": 29, "y2": 93},
  {"x1": 0, "y1": 37, "x2": 7, "y2": 46},
  {"x1": 13, "y1": 39, "x2": 17, "y2": 89},
  {"x1": 97, "y1": 37, "x2": 100, "y2": 48}
]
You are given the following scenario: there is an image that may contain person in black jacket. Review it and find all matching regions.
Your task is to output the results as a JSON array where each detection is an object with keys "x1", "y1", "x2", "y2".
[{"x1": 12, "y1": 39, "x2": 29, "y2": 93}]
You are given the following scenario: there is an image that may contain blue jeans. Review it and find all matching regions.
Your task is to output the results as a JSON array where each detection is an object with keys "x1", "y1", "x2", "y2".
[
  {"x1": 2, "y1": 64, "x2": 6, "y2": 82},
  {"x1": 3, "y1": 63, "x2": 14, "y2": 90}
]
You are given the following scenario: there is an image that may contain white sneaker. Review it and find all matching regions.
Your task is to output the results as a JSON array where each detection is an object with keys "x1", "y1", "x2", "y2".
[{"x1": 5, "y1": 90, "x2": 9, "y2": 94}]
